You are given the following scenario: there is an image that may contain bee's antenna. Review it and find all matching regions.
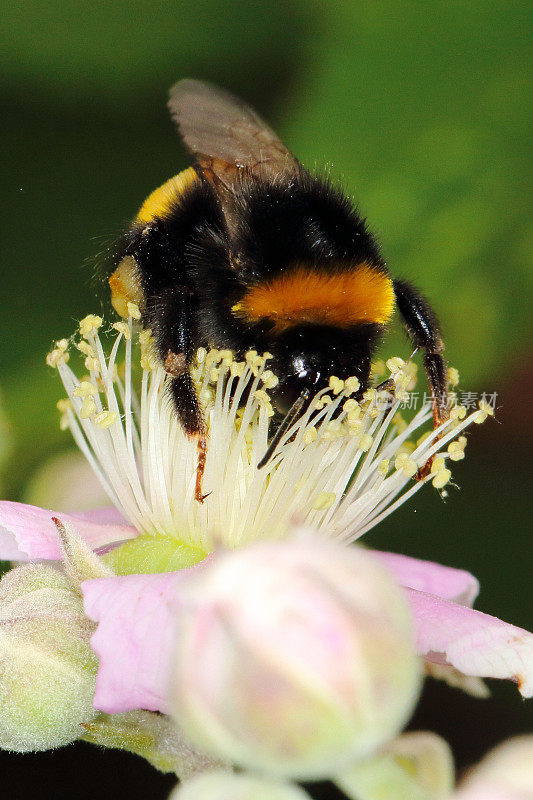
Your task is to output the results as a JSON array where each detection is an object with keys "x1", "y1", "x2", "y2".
[{"x1": 257, "y1": 388, "x2": 310, "y2": 470}]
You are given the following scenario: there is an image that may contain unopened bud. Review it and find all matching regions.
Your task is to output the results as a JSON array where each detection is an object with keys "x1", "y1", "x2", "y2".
[
  {"x1": 169, "y1": 771, "x2": 311, "y2": 800},
  {"x1": 337, "y1": 731, "x2": 454, "y2": 800},
  {"x1": 0, "y1": 564, "x2": 98, "y2": 752},
  {"x1": 453, "y1": 736, "x2": 533, "y2": 800},
  {"x1": 169, "y1": 538, "x2": 421, "y2": 780}
]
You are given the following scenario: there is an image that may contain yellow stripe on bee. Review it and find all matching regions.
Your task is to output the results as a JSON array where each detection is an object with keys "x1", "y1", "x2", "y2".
[
  {"x1": 136, "y1": 167, "x2": 198, "y2": 224},
  {"x1": 232, "y1": 264, "x2": 394, "y2": 331}
]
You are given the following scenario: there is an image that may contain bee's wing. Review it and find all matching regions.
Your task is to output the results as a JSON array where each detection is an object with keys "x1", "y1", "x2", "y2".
[{"x1": 168, "y1": 79, "x2": 299, "y2": 186}]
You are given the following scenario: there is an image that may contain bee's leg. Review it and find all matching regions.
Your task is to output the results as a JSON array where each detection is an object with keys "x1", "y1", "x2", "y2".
[
  {"x1": 167, "y1": 371, "x2": 208, "y2": 503},
  {"x1": 149, "y1": 286, "x2": 208, "y2": 503},
  {"x1": 393, "y1": 279, "x2": 450, "y2": 478}
]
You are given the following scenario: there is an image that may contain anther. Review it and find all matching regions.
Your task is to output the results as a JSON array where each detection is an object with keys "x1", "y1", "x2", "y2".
[
  {"x1": 79, "y1": 315, "x2": 103, "y2": 338},
  {"x1": 127, "y1": 302, "x2": 142, "y2": 319}
]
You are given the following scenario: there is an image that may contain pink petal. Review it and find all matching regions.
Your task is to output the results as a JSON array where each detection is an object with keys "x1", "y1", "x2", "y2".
[
  {"x1": 0, "y1": 501, "x2": 137, "y2": 561},
  {"x1": 70, "y1": 507, "x2": 130, "y2": 526},
  {"x1": 408, "y1": 589, "x2": 533, "y2": 698},
  {"x1": 82, "y1": 565, "x2": 208, "y2": 714},
  {"x1": 375, "y1": 551, "x2": 479, "y2": 606},
  {"x1": 82, "y1": 558, "x2": 532, "y2": 716}
]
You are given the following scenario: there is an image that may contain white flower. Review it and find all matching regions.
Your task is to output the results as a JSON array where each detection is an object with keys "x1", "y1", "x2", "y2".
[{"x1": 48, "y1": 314, "x2": 489, "y2": 554}]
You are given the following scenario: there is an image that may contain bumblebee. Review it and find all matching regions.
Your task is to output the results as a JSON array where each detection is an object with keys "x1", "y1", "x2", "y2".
[{"x1": 109, "y1": 80, "x2": 449, "y2": 501}]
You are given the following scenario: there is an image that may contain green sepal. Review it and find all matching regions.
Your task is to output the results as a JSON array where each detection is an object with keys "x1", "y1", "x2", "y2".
[{"x1": 81, "y1": 711, "x2": 221, "y2": 778}]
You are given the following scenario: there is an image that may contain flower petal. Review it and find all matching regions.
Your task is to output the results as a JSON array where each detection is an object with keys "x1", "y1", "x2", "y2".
[
  {"x1": 375, "y1": 551, "x2": 479, "y2": 606},
  {"x1": 82, "y1": 567, "x2": 208, "y2": 714},
  {"x1": 0, "y1": 501, "x2": 137, "y2": 561},
  {"x1": 407, "y1": 589, "x2": 533, "y2": 697},
  {"x1": 83, "y1": 553, "x2": 532, "y2": 718},
  {"x1": 69, "y1": 507, "x2": 130, "y2": 526}
]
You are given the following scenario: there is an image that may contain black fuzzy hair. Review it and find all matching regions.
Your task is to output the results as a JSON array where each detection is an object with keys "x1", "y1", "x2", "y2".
[{"x1": 230, "y1": 170, "x2": 387, "y2": 283}]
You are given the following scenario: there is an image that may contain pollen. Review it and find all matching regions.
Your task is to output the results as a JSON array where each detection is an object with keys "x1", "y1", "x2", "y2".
[
  {"x1": 450, "y1": 405, "x2": 467, "y2": 421},
  {"x1": 56, "y1": 398, "x2": 72, "y2": 413},
  {"x1": 46, "y1": 348, "x2": 69, "y2": 368},
  {"x1": 205, "y1": 350, "x2": 222, "y2": 367},
  {"x1": 139, "y1": 329, "x2": 157, "y2": 371},
  {"x1": 359, "y1": 433, "x2": 373, "y2": 452},
  {"x1": 138, "y1": 329, "x2": 152, "y2": 346},
  {"x1": 371, "y1": 360, "x2": 386, "y2": 379},
  {"x1": 448, "y1": 367, "x2": 460, "y2": 388},
  {"x1": 230, "y1": 361, "x2": 245, "y2": 378},
  {"x1": 94, "y1": 411, "x2": 119, "y2": 429},
  {"x1": 386, "y1": 357, "x2": 405, "y2": 374},
  {"x1": 475, "y1": 400, "x2": 495, "y2": 423},
  {"x1": 303, "y1": 426, "x2": 318, "y2": 444},
  {"x1": 394, "y1": 452, "x2": 417, "y2": 476},
  {"x1": 73, "y1": 380, "x2": 98, "y2": 398},
  {"x1": 112, "y1": 321, "x2": 131, "y2": 340},
  {"x1": 314, "y1": 395, "x2": 333, "y2": 410},
  {"x1": 431, "y1": 457, "x2": 447, "y2": 474},
  {"x1": 392, "y1": 412, "x2": 408, "y2": 434},
  {"x1": 85, "y1": 356, "x2": 100, "y2": 372},
  {"x1": 196, "y1": 347, "x2": 207, "y2": 365},
  {"x1": 260, "y1": 370, "x2": 279, "y2": 389},
  {"x1": 346, "y1": 420, "x2": 363, "y2": 435},
  {"x1": 346, "y1": 408, "x2": 362, "y2": 425},
  {"x1": 432, "y1": 469, "x2": 452, "y2": 489},
  {"x1": 127, "y1": 302, "x2": 142, "y2": 320},
  {"x1": 140, "y1": 354, "x2": 156, "y2": 371},
  {"x1": 343, "y1": 398, "x2": 358, "y2": 414},
  {"x1": 329, "y1": 376, "x2": 344, "y2": 395},
  {"x1": 253, "y1": 389, "x2": 271, "y2": 404},
  {"x1": 80, "y1": 398, "x2": 97, "y2": 419},
  {"x1": 312, "y1": 492, "x2": 337, "y2": 510},
  {"x1": 344, "y1": 376, "x2": 361, "y2": 395},
  {"x1": 402, "y1": 459, "x2": 418, "y2": 478},
  {"x1": 76, "y1": 341, "x2": 96, "y2": 357},
  {"x1": 321, "y1": 420, "x2": 343, "y2": 441},
  {"x1": 378, "y1": 458, "x2": 390, "y2": 476},
  {"x1": 79, "y1": 314, "x2": 103, "y2": 338},
  {"x1": 247, "y1": 351, "x2": 266, "y2": 375},
  {"x1": 218, "y1": 349, "x2": 233, "y2": 364},
  {"x1": 49, "y1": 317, "x2": 486, "y2": 552},
  {"x1": 448, "y1": 436, "x2": 467, "y2": 461}
]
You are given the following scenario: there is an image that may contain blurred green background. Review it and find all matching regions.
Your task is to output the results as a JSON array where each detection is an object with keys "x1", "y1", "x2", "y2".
[{"x1": 2, "y1": 1, "x2": 532, "y2": 797}]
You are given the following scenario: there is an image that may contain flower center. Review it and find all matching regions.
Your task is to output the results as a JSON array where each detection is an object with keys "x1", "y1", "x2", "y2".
[{"x1": 46, "y1": 313, "x2": 492, "y2": 557}]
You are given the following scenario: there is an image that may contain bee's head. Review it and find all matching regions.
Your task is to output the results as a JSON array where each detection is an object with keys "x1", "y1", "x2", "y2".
[{"x1": 268, "y1": 324, "x2": 378, "y2": 416}]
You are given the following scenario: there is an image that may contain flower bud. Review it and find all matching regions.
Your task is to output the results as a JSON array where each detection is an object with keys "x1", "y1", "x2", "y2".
[
  {"x1": 169, "y1": 538, "x2": 421, "y2": 780},
  {"x1": 0, "y1": 564, "x2": 98, "y2": 752},
  {"x1": 336, "y1": 731, "x2": 454, "y2": 799},
  {"x1": 169, "y1": 771, "x2": 311, "y2": 800},
  {"x1": 454, "y1": 736, "x2": 533, "y2": 800}
]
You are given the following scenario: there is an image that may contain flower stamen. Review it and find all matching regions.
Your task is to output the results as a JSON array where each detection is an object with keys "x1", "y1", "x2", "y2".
[{"x1": 48, "y1": 315, "x2": 491, "y2": 552}]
